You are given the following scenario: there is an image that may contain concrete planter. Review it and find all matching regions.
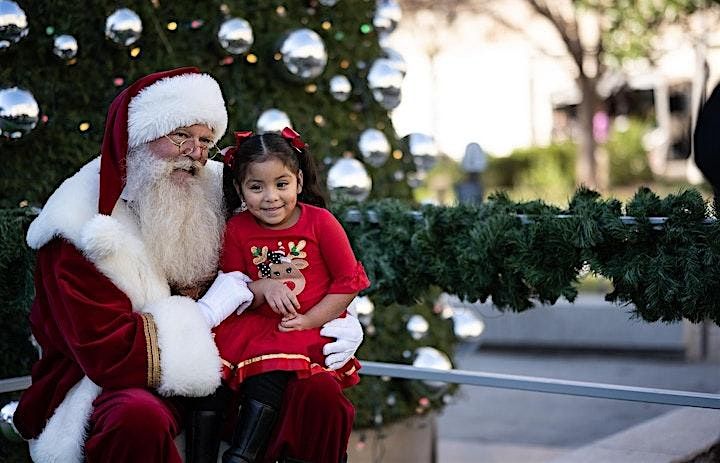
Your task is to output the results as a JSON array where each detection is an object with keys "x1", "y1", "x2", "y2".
[
  {"x1": 174, "y1": 413, "x2": 437, "y2": 462},
  {"x1": 348, "y1": 413, "x2": 437, "y2": 463}
]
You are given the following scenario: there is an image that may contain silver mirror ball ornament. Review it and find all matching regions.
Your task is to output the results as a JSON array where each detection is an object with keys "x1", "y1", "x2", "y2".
[
  {"x1": 329, "y1": 75, "x2": 352, "y2": 102},
  {"x1": 367, "y1": 58, "x2": 403, "y2": 110},
  {"x1": 406, "y1": 314, "x2": 429, "y2": 340},
  {"x1": 0, "y1": 86, "x2": 40, "y2": 139},
  {"x1": 327, "y1": 158, "x2": 372, "y2": 202},
  {"x1": 408, "y1": 133, "x2": 439, "y2": 173},
  {"x1": 373, "y1": 0, "x2": 402, "y2": 36},
  {"x1": 53, "y1": 34, "x2": 78, "y2": 60},
  {"x1": 412, "y1": 347, "x2": 452, "y2": 388},
  {"x1": 1, "y1": 401, "x2": 22, "y2": 442},
  {"x1": 0, "y1": 1, "x2": 28, "y2": 50},
  {"x1": 277, "y1": 28, "x2": 328, "y2": 82},
  {"x1": 105, "y1": 8, "x2": 142, "y2": 46},
  {"x1": 218, "y1": 17, "x2": 253, "y2": 55},
  {"x1": 256, "y1": 109, "x2": 292, "y2": 134},
  {"x1": 358, "y1": 128, "x2": 391, "y2": 168}
]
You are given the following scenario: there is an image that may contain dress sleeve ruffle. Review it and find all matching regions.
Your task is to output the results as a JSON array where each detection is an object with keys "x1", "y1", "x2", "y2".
[{"x1": 328, "y1": 260, "x2": 371, "y2": 294}]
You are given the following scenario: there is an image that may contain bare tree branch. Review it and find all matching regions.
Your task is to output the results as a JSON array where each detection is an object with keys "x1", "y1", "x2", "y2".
[
  {"x1": 525, "y1": 0, "x2": 585, "y2": 74},
  {"x1": 399, "y1": 0, "x2": 482, "y2": 22},
  {"x1": 398, "y1": 0, "x2": 563, "y2": 59},
  {"x1": 595, "y1": 15, "x2": 605, "y2": 79}
]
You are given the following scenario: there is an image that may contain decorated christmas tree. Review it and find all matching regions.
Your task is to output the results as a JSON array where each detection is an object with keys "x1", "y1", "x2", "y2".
[
  {"x1": 0, "y1": 0, "x2": 421, "y2": 206},
  {"x1": 0, "y1": 1, "x2": 460, "y2": 457}
]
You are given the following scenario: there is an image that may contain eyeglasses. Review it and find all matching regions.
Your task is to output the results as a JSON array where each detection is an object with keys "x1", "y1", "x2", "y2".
[{"x1": 164, "y1": 131, "x2": 216, "y2": 156}]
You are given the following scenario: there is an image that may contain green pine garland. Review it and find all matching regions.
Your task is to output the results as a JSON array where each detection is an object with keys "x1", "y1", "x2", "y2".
[
  {"x1": 334, "y1": 187, "x2": 720, "y2": 325},
  {"x1": 594, "y1": 188, "x2": 720, "y2": 323}
]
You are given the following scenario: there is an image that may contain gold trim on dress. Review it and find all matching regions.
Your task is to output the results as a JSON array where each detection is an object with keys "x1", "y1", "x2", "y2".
[
  {"x1": 221, "y1": 358, "x2": 236, "y2": 370},
  {"x1": 220, "y1": 354, "x2": 359, "y2": 377},
  {"x1": 220, "y1": 353, "x2": 312, "y2": 371}
]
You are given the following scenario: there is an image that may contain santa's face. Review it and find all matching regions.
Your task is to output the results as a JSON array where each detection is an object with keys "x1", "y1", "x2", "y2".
[{"x1": 147, "y1": 124, "x2": 214, "y2": 185}]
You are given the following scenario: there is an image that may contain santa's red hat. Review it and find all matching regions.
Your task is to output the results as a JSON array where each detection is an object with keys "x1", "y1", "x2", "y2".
[{"x1": 99, "y1": 67, "x2": 228, "y2": 215}]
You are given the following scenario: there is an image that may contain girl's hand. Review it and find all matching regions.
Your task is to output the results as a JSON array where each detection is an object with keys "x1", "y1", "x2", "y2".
[
  {"x1": 259, "y1": 279, "x2": 300, "y2": 317},
  {"x1": 278, "y1": 314, "x2": 311, "y2": 332}
]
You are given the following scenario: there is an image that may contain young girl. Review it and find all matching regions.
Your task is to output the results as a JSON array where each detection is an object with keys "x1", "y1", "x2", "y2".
[{"x1": 206, "y1": 127, "x2": 369, "y2": 463}]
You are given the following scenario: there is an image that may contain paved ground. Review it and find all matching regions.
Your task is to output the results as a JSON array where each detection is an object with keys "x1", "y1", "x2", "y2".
[
  {"x1": 436, "y1": 348, "x2": 720, "y2": 462},
  {"x1": 466, "y1": 293, "x2": 685, "y2": 351}
]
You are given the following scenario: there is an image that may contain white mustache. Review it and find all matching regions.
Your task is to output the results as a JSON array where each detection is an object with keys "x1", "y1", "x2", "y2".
[{"x1": 170, "y1": 158, "x2": 203, "y2": 175}]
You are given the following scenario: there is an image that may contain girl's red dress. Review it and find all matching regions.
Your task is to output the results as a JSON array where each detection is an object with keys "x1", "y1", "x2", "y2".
[{"x1": 213, "y1": 203, "x2": 370, "y2": 390}]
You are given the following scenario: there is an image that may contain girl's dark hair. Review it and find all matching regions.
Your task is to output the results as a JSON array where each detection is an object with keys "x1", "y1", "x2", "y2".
[{"x1": 223, "y1": 131, "x2": 328, "y2": 217}]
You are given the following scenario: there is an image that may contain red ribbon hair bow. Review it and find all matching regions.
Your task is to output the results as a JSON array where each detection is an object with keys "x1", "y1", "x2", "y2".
[
  {"x1": 223, "y1": 130, "x2": 254, "y2": 169},
  {"x1": 281, "y1": 127, "x2": 307, "y2": 153}
]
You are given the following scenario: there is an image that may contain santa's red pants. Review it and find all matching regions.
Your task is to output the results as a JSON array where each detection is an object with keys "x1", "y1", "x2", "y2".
[{"x1": 84, "y1": 373, "x2": 354, "y2": 463}]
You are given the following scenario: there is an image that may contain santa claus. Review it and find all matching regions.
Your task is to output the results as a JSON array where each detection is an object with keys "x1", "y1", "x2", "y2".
[{"x1": 12, "y1": 67, "x2": 363, "y2": 463}]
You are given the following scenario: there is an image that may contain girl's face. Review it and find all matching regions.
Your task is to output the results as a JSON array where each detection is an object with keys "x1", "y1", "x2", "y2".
[{"x1": 240, "y1": 157, "x2": 303, "y2": 229}]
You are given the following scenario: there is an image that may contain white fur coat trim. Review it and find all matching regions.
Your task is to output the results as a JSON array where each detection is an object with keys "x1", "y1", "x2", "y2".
[
  {"x1": 26, "y1": 157, "x2": 101, "y2": 251},
  {"x1": 25, "y1": 159, "x2": 222, "y2": 462},
  {"x1": 28, "y1": 377, "x2": 100, "y2": 463}
]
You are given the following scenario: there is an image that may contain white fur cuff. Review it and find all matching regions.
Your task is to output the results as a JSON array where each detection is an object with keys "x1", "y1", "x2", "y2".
[{"x1": 144, "y1": 296, "x2": 222, "y2": 397}]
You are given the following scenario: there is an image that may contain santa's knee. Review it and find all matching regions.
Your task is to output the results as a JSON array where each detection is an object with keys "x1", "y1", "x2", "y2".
[
  {"x1": 86, "y1": 389, "x2": 180, "y2": 461},
  {"x1": 103, "y1": 390, "x2": 177, "y2": 441}
]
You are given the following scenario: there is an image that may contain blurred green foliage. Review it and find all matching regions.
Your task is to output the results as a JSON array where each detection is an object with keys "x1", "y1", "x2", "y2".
[
  {"x1": 413, "y1": 155, "x2": 465, "y2": 205},
  {"x1": 482, "y1": 117, "x2": 655, "y2": 202},
  {"x1": 605, "y1": 118, "x2": 654, "y2": 187},
  {"x1": 483, "y1": 142, "x2": 577, "y2": 204}
]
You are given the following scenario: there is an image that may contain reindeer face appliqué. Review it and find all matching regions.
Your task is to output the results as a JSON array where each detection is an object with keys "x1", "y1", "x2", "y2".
[{"x1": 251, "y1": 240, "x2": 308, "y2": 295}]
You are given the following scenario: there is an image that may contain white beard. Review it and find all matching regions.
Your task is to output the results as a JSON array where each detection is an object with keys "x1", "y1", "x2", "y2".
[{"x1": 125, "y1": 145, "x2": 225, "y2": 289}]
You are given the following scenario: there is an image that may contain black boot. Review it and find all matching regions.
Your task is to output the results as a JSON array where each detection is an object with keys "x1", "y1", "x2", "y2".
[
  {"x1": 185, "y1": 409, "x2": 224, "y2": 463},
  {"x1": 185, "y1": 386, "x2": 231, "y2": 463},
  {"x1": 222, "y1": 398, "x2": 279, "y2": 463}
]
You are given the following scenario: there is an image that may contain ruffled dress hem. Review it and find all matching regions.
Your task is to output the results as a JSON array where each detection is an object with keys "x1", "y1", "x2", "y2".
[{"x1": 221, "y1": 354, "x2": 361, "y2": 390}]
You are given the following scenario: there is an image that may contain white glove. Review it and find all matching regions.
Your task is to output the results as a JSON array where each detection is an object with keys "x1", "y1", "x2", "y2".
[
  {"x1": 321, "y1": 315, "x2": 363, "y2": 370},
  {"x1": 197, "y1": 271, "x2": 254, "y2": 328}
]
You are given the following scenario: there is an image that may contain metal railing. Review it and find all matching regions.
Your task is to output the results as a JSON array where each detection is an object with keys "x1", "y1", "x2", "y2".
[
  {"x1": 3, "y1": 363, "x2": 719, "y2": 409},
  {"x1": 362, "y1": 361, "x2": 720, "y2": 409},
  {"x1": 0, "y1": 376, "x2": 29, "y2": 394}
]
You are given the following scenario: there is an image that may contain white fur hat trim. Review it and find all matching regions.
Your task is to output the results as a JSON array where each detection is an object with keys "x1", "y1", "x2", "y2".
[{"x1": 127, "y1": 73, "x2": 227, "y2": 147}]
